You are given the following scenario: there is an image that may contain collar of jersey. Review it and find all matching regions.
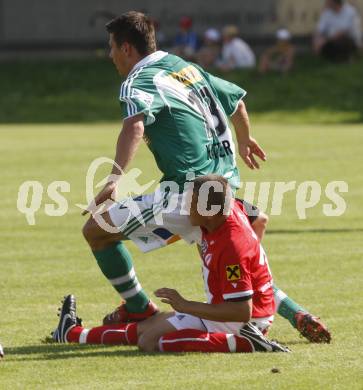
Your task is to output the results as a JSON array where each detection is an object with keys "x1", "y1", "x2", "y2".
[{"x1": 128, "y1": 50, "x2": 168, "y2": 76}]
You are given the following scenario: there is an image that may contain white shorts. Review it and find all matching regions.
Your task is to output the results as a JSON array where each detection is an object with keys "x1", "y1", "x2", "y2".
[
  {"x1": 167, "y1": 312, "x2": 274, "y2": 335},
  {"x1": 109, "y1": 189, "x2": 202, "y2": 252}
]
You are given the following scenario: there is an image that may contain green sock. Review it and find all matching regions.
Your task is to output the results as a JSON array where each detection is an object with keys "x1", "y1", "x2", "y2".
[
  {"x1": 273, "y1": 285, "x2": 307, "y2": 328},
  {"x1": 93, "y1": 242, "x2": 149, "y2": 313}
]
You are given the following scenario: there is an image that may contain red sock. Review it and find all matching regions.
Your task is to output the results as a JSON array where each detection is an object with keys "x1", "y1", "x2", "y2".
[
  {"x1": 159, "y1": 329, "x2": 253, "y2": 353},
  {"x1": 67, "y1": 323, "x2": 138, "y2": 345}
]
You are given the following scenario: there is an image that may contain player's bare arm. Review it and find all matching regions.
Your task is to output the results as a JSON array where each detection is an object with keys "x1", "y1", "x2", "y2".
[
  {"x1": 231, "y1": 100, "x2": 266, "y2": 169},
  {"x1": 155, "y1": 288, "x2": 252, "y2": 323},
  {"x1": 82, "y1": 114, "x2": 145, "y2": 250},
  {"x1": 82, "y1": 114, "x2": 144, "y2": 215}
]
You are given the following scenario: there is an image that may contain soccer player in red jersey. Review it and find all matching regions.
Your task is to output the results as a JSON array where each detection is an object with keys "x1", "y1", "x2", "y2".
[{"x1": 53, "y1": 175, "x2": 290, "y2": 352}]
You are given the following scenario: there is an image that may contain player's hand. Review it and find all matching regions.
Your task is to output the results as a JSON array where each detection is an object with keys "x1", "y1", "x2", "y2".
[
  {"x1": 154, "y1": 288, "x2": 189, "y2": 312},
  {"x1": 82, "y1": 182, "x2": 117, "y2": 216},
  {"x1": 238, "y1": 137, "x2": 266, "y2": 170}
]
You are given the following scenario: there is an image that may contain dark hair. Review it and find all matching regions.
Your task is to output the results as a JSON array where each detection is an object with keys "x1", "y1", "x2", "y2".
[
  {"x1": 193, "y1": 175, "x2": 230, "y2": 215},
  {"x1": 106, "y1": 11, "x2": 156, "y2": 55},
  {"x1": 331, "y1": 0, "x2": 343, "y2": 5}
]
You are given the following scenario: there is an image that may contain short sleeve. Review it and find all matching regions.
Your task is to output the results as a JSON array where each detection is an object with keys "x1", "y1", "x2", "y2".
[
  {"x1": 218, "y1": 243, "x2": 253, "y2": 301},
  {"x1": 205, "y1": 73, "x2": 247, "y2": 116},
  {"x1": 119, "y1": 82, "x2": 165, "y2": 126}
]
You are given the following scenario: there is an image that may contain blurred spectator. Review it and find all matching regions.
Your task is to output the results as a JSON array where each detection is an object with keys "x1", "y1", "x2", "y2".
[
  {"x1": 217, "y1": 25, "x2": 256, "y2": 71},
  {"x1": 196, "y1": 28, "x2": 221, "y2": 69},
  {"x1": 313, "y1": 0, "x2": 362, "y2": 62},
  {"x1": 172, "y1": 16, "x2": 199, "y2": 60},
  {"x1": 259, "y1": 29, "x2": 295, "y2": 74}
]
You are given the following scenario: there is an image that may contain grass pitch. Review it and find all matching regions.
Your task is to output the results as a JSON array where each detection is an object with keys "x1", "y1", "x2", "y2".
[
  {"x1": 0, "y1": 122, "x2": 363, "y2": 389},
  {"x1": 1, "y1": 56, "x2": 363, "y2": 124}
]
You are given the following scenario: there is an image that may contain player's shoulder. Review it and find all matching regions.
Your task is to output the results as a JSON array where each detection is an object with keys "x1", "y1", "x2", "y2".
[
  {"x1": 221, "y1": 205, "x2": 258, "y2": 250},
  {"x1": 119, "y1": 68, "x2": 154, "y2": 99},
  {"x1": 211, "y1": 230, "x2": 250, "y2": 276},
  {"x1": 158, "y1": 53, "x2": 207, "y2": 77},
  {"x1": 119, "y1": 52, "x2": 182, "y2": 94},
  {"x1": 212, "y1": 223, "x2": 244, "y2": 257}
]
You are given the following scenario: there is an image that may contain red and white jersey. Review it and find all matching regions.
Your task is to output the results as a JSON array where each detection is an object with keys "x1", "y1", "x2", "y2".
[{"x1": 200, "y1": 199, "x2": 275, "y2": 318}]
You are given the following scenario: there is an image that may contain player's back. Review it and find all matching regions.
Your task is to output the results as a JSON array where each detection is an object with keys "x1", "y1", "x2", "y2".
[
  {"x1": 119, "y1": 51, "x2": 244, "y2": 190},
  {"x1": 201, "y1": 199, "x2": 275, "y2": 319}
]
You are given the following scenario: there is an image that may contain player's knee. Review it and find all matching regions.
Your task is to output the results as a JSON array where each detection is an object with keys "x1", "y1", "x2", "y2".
[
  {"x1": 251, "y1": 213, "x2": 269, "y2": 241},
  {"x1": 137, "y1": 333, "x2": 160, "y2": 353},
  {"x1": 82, "y1": 218, "x2": 104, "y2": 248},
  {"x1": 259, "y1": 212, "x2": 269, "y2": 226},
  {"x1": 254, "y1": 213, "x2": 269, "y2": 230},
  {"x1": 82, "y1": 218, "x2": 94, "y2": 243}
]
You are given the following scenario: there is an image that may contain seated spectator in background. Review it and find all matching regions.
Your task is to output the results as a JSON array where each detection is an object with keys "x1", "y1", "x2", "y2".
[
  {"x1": 313, "y1": 0, "x2": 362, "y2": 62},
  {"x1": 217, "y1": 25, "x2": 256, "y2": 71},
  {"x1": 172, "y1": 16, "x2": 200, "y2": 60},
  {"x1": 259, "y1": 29, "x2": 295, "y2": 74},
  {"x1": 196, "y1": 28, "x2": 221, "y2": 69}
]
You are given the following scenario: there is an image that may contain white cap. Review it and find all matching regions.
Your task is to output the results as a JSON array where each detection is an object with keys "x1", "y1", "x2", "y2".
[
  {"x1": 204, "y1": 28, "x2": 221, "y2": 42},
  {"x1": 276, "y1": 29, "x2": 291, "y2": 41}
]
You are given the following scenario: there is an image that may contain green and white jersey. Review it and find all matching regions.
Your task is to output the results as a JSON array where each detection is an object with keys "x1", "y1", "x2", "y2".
[{"x1": 119, "y1": 51, "x2": 246, "y2": 191}]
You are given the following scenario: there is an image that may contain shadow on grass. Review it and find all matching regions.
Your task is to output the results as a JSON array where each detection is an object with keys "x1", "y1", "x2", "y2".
[
  {"x1": 4, "y1": 343, "x2": 184, "y2": 362},
  {"x1": 4, "y1": 339, "x2": 313, "y2": 361},
  {"x1": 278, "y1": 339, "x2": 310, "y2": 346}
]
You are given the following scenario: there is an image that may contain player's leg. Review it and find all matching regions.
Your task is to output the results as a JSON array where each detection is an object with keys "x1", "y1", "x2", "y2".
[
  {"x1": 157, "y1": 314, "x2": 289, "y2": 353},
  {"x1": 67, "y1": 312, "x2": 174, "y2": 346},
  {"x1": 82, "y1": 211, "x2": 156, "y2": 323},
  {"x1": 92, "y1": 191, "x2": 203, "y2": 325},
  {"x1": 52, "y1": 294, "x2": 175, "y2": 345},
  {"x1": 52, "y1": 294, "x2": 140, "y2": 344},
  {"x1": 138, "y1": 312, "x2": 247, "y2": 353},
  {"x1": 83, "y1": 190, "x2": 203, "y2": 325},
  {"x1": 273, "y1": 285, "x2": 331, "y2": 343},
  {"x1": 137, "y1": 313, "x2": 178, "y2": 352},
  {"x1": 52, "y1": 297, "x2": 288, "y2": 352},
  {"x1": 67, "y1": 322, "x2": 139, "y2": 345}
]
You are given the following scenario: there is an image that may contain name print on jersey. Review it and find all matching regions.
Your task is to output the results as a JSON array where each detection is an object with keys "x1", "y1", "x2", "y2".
[{"x1": 206, "y1": 140, "x2": 233, "y2": 160}]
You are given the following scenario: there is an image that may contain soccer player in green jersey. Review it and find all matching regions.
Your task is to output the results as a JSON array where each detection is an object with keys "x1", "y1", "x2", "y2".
[{"x1": 81, "y1": 11, "x2": 330, "y2": 343}]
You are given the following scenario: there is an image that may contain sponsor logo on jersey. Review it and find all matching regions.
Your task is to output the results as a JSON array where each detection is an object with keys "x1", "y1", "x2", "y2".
[
  {"x1": 226, "y1": 264, "x2": 241, "y2": 281},
  {"x1": 170, "y1": 65, "x2": 202, "y2": 86}
]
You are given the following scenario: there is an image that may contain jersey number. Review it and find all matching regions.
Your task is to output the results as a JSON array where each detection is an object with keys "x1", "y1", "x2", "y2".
[{"x1": 188, "y1": 86, "x2": 227, "y2": 139}]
